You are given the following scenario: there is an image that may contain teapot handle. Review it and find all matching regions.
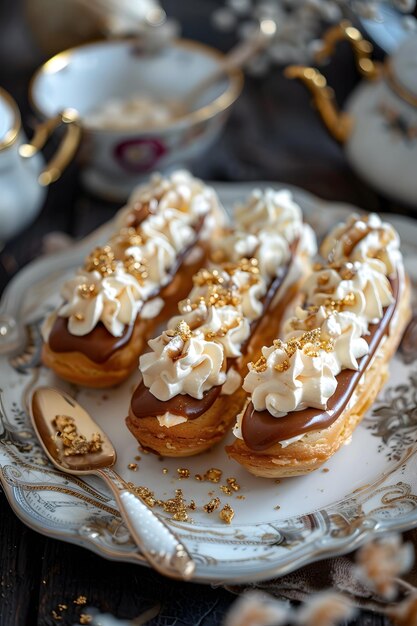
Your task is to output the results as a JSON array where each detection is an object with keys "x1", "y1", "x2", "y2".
[
  {"x1": 284, "y1": 20, "x2": 380, "y2": 144},
  {"x1": 284, "y1": 66, "x2": 352, "y2": 143},
  {"x1": 315, "y1": 20, "x2": 380, "y2": 80},
  {"x1": 19, "y1": 109, "x2": 82, "y2": 185}
]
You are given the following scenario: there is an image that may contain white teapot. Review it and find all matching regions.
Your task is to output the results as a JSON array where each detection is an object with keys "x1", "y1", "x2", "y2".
[
  {"x1": 285, "y1": 22, "x2": 417, "y2": 207},
  {"x1": 0, "y1": 87, "x2": 81, "y2": 242}
]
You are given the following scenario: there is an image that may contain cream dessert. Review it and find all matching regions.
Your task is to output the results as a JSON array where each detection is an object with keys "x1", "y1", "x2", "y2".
[{"x1": 228, "y1": 213, "x2": 411, "y2": 477}]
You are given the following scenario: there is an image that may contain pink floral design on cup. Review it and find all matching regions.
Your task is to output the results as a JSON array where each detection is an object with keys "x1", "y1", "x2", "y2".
[{"x1": 114, "y1": 138, "x2": 167, "y2": 173}]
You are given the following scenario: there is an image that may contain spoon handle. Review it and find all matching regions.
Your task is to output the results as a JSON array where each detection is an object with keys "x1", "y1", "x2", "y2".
[{"x1": 96, "y1": 467, "x2": 195, "y2": 580}]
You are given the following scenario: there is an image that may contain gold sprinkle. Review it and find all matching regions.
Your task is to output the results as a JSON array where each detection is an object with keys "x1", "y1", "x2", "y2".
[
  {"x1": 128, "y1": 463, "x2": 138, "y2": 471},
  {"x1": 58, "y1": 604, "x2": 68, "y2": 612},
  {"x1": 162, "y1": 468, "x2": 169, "y2": 474},
  {"x1": 251, "y1": 356, "x2": 267, "y2": 373},
  {"x1": 223, "y1": 257, "x2": 260, "y2": 276},
  {"x1": 78, "y1": 283, "x2": 98, "y2": 299},
  {"x1": 236, "y1": 495, "x2": 246, "y2": 500},
  {"x1": 193, "y1": 268, "x2": 225, "y2": 287},
  {"x1": 79, "y1": 615, "x2": 92, "y2": 625},
  {"x1": 204, "y1": 468, "x2": 223, "y2": 483},
  {"x1": 123, "y1": 255, "x2": 149, "y2": 284},
  {"x1": 134, "y1": 455, "x2": 141, "y2": 461},
  {"x1": 84, "y1": 245, "x2": 116, "y2": 276},
  {"x1": 74, "y1": 596, "x2": 87, "y2": 606},
  {"x1": 204, "y1": 497, "x2": 221, "y2": 513},
  {"x1": 174, "y1": 320, "x2": 192, "y2": 342},
  {"x1": 51, "y1": 610, "x2": 62, "y2": 621},
  {"x1": 177, "y1": 468, "x2": 190, "y2": 479},
  {"x1": 219, "y1": 504, "x2": 235, "y2": 524},
  {"x1": 274, "y1": 360, "x2": 290, "y2": 372},
  {"x1": 274, "y1": 479, "x2": 281, "y2": 484},
  {"x1": 226, "y1": 477, "x2": 240, "y2": 491},
  {"x1": 54, "y1": 415, "x2": 103, "y2": 457},
  {"x1": 205, "y1": 316, "x2": 242, "y2": 340},
  {"x1": 74, "y1": 313, "x2": 85, "y2": 321},
  {"x1": 194, "y1": 474, "x2": 203, "y2": 481},
  {"x1": 220, "y1": 485, "x2": 232, "y2": 496}
]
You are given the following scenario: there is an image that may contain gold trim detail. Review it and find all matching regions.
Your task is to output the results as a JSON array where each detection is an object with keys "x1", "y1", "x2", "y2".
[
  {"x1": 29, "y1": 38, "x2": 244, "y2": 133},
  {"x1": 314, "y1": 20, "x2": 381, "y2": 81},
  {"x1": 0, "y1": 87, "x2": 21, "y2": 152},
  {"x1": 385, "y1": 59, "x2": 417, "y2": 109}
]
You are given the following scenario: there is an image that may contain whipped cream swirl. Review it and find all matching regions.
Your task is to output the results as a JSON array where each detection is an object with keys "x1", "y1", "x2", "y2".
[
  {"x1": 320, "y1": 213, "x2": 401, "y2": 276},
  {"x1": 170, "y1": 303, "x2": 250, "y2": 358},
  {"x1": 140, "y1": 323, "x2": 226, "y2": 401},
  {"x1": 303, "y1": 261, "x2": 394, "y2": 325},
  {"x1": 234, "y1": 188, "x2": 302, "y2": 242},
  {"x1": 243, "y1": 332, "x2": 339, "y2": 417},
  {"x1": 284, "y1": 306, "x2": 369, "y2": 371},
  {"x1": 50, "y1": 266, "x2": 144, "y2": 337},
  {"x1": 117, "y1": 170, "x2": 219, "y2": 229}
]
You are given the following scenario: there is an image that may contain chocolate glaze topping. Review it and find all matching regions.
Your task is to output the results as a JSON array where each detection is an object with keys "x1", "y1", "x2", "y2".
[
  {"x1": 241, "y1": 275, "x2": 399, "y2": 452},
  {"x1": 47, "y1": 215, "x2": 204, "y2": 363},
  {"x1": 131, "y1": 382, "x2": 222, "y2": 419},
  {"x1": 130, "y1": 239, "x2": 298, "y2": 420},
  {"x1": 48, "y1": 317, "x2": 133, "y2": 363}
]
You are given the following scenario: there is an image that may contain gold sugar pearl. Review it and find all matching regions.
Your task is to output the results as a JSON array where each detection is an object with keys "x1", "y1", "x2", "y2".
[
  {"x1": 204, "y1": 468, "x2": 223, "y2": 483},
  {"x1": 123, "y1": 255, "x2": 149, "y2": 284},
  {"x1": 204, "y1": 497, "x2": 221, "y2": 514},
  {"x1": 219, "y1": 504, "x2": 235, "y2": 524},
  {"x1": 274, "y1": 360, "x2": 290, "y2": 372},
  {"x1": 177, "y1": 468, "x2": 190, "y2": 479},
  {"x1": 174, "y1": 320, "x2": 192, "y2": 342},
  {"x1": 84, "y1": 245, "x2": 117, "y2": 276},
  {"x1": 251, "y1": 355, "x2": 267, "y2": 373},
  {"x1": 193, "y1": 268, "x2": 225, "y2": 287}
]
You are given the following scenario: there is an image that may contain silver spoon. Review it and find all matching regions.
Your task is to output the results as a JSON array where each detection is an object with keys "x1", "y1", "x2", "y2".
[{"x1": 30, "y1": 386, "x2": 195, "y2": 580}]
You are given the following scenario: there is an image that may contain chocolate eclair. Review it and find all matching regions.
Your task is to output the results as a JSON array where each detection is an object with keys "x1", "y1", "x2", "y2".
[
  {"x1": 126, "y1": 188, "x2": 316, "y2": 456},
  {"x1": 41, "y1": 171, "x2": 223, "y2": 387},
  {"x1": 227, "y1": 213, "x2": 411, "y2": 478}
]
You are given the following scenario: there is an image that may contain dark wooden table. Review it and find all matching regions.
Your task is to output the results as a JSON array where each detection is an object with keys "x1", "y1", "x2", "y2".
[{"x1": 0, "y1": 1, "x2": 413, "y2": 624}]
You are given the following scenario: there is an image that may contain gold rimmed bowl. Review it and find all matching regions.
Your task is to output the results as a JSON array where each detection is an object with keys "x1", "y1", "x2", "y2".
[{"x1": 30, "y1": 38, "x2": 244, "y2": 200}]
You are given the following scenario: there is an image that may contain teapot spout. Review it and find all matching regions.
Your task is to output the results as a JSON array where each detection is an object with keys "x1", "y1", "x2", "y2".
[{"x1": 284, "y1": 66, "x2": 352, "y2": 144}]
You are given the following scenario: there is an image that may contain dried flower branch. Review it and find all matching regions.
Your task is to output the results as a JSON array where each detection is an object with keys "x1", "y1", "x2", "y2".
[{"x1": 355, "y1": 535, "x2": 414, "y2": 600}]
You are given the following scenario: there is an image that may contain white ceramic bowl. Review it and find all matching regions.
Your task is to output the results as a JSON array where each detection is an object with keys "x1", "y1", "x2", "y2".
[{"x1": 30, "y1": 38, "x2": 243, "y2": 200}]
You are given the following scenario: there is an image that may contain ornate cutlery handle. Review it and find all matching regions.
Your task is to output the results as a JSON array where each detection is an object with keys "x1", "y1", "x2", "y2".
[{"x1": 97, "y1": 467, "x2": 195, "y2": 580}]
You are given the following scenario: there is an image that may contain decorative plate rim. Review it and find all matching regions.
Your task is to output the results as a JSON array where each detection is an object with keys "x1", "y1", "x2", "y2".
[{"x1": 1, "y1": 182, "x2": 417, "y2": 585}]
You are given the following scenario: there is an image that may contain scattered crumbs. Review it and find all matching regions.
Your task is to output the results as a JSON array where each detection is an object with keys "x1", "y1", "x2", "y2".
[
  {"x1": 219, "y1": 504, "x2": 234, "y2": 524},
  {"x1": 204, "y1": 497, "x2": 221, "y2": 514},
  {"x1": 226, "y1": 477, "x2": 240, "y2": 491},
  {"x1": 79, "y1": 615, "x2": 93, "y2": 625},
  {"x1": 163, "y1": 488, "x2": 189, "y2": 522},
  {"x1": 220, "y1": 485, "x2": 232, "y2": 496},
  {"x1": 177, "y1": 468, "x2": 190, "y2": 479},
  {"x1": 322, "y1": 468, "x2": 330, "y2": 473},
  {"x1": 128, "y1": 463, "x2": 138, "y2": 471},
  {"x1": 188, "y1": 500, "x2": 196, "y2": 511},
  {"x1": 274, "y1": 505, "x2": 281, "y2": 510},
  {"x1": 204, "y1": 468, "x2": 223, "y2": 483},
  {"x1": 274, "y1": 479, "x2": 281, "y2": 484},
  {"x1": 162, "y1": 468, "x2": 169, "y2": 474},
  {"x1": 134, "y1": 455, "x2": 141, "y2": 461},
  {"x1": 74, "y1": 596, "x2": 87, "y2": 606},
  {"x1": 236, "y1": 495, "x2": 246, "y2": 500},
  {"x1": 54, "y1": 415, "x2": 103, "y2": 456},
  {"x1": 194, "y1": 474, "x2": 203, "y2": 481}
]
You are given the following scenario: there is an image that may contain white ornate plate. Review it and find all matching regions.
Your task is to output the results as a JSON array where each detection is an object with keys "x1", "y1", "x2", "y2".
[{"x1": 1, "y1": 183, "x2": 416, "y2": 584}]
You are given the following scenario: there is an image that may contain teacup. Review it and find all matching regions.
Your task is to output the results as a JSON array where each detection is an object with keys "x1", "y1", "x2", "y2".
[
  {"x1": 0, "y1": 87, "x2": 80, "y2": 242},
  {"x1": 30, "y1": 38, "x2": 243, "y2": 200}
]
